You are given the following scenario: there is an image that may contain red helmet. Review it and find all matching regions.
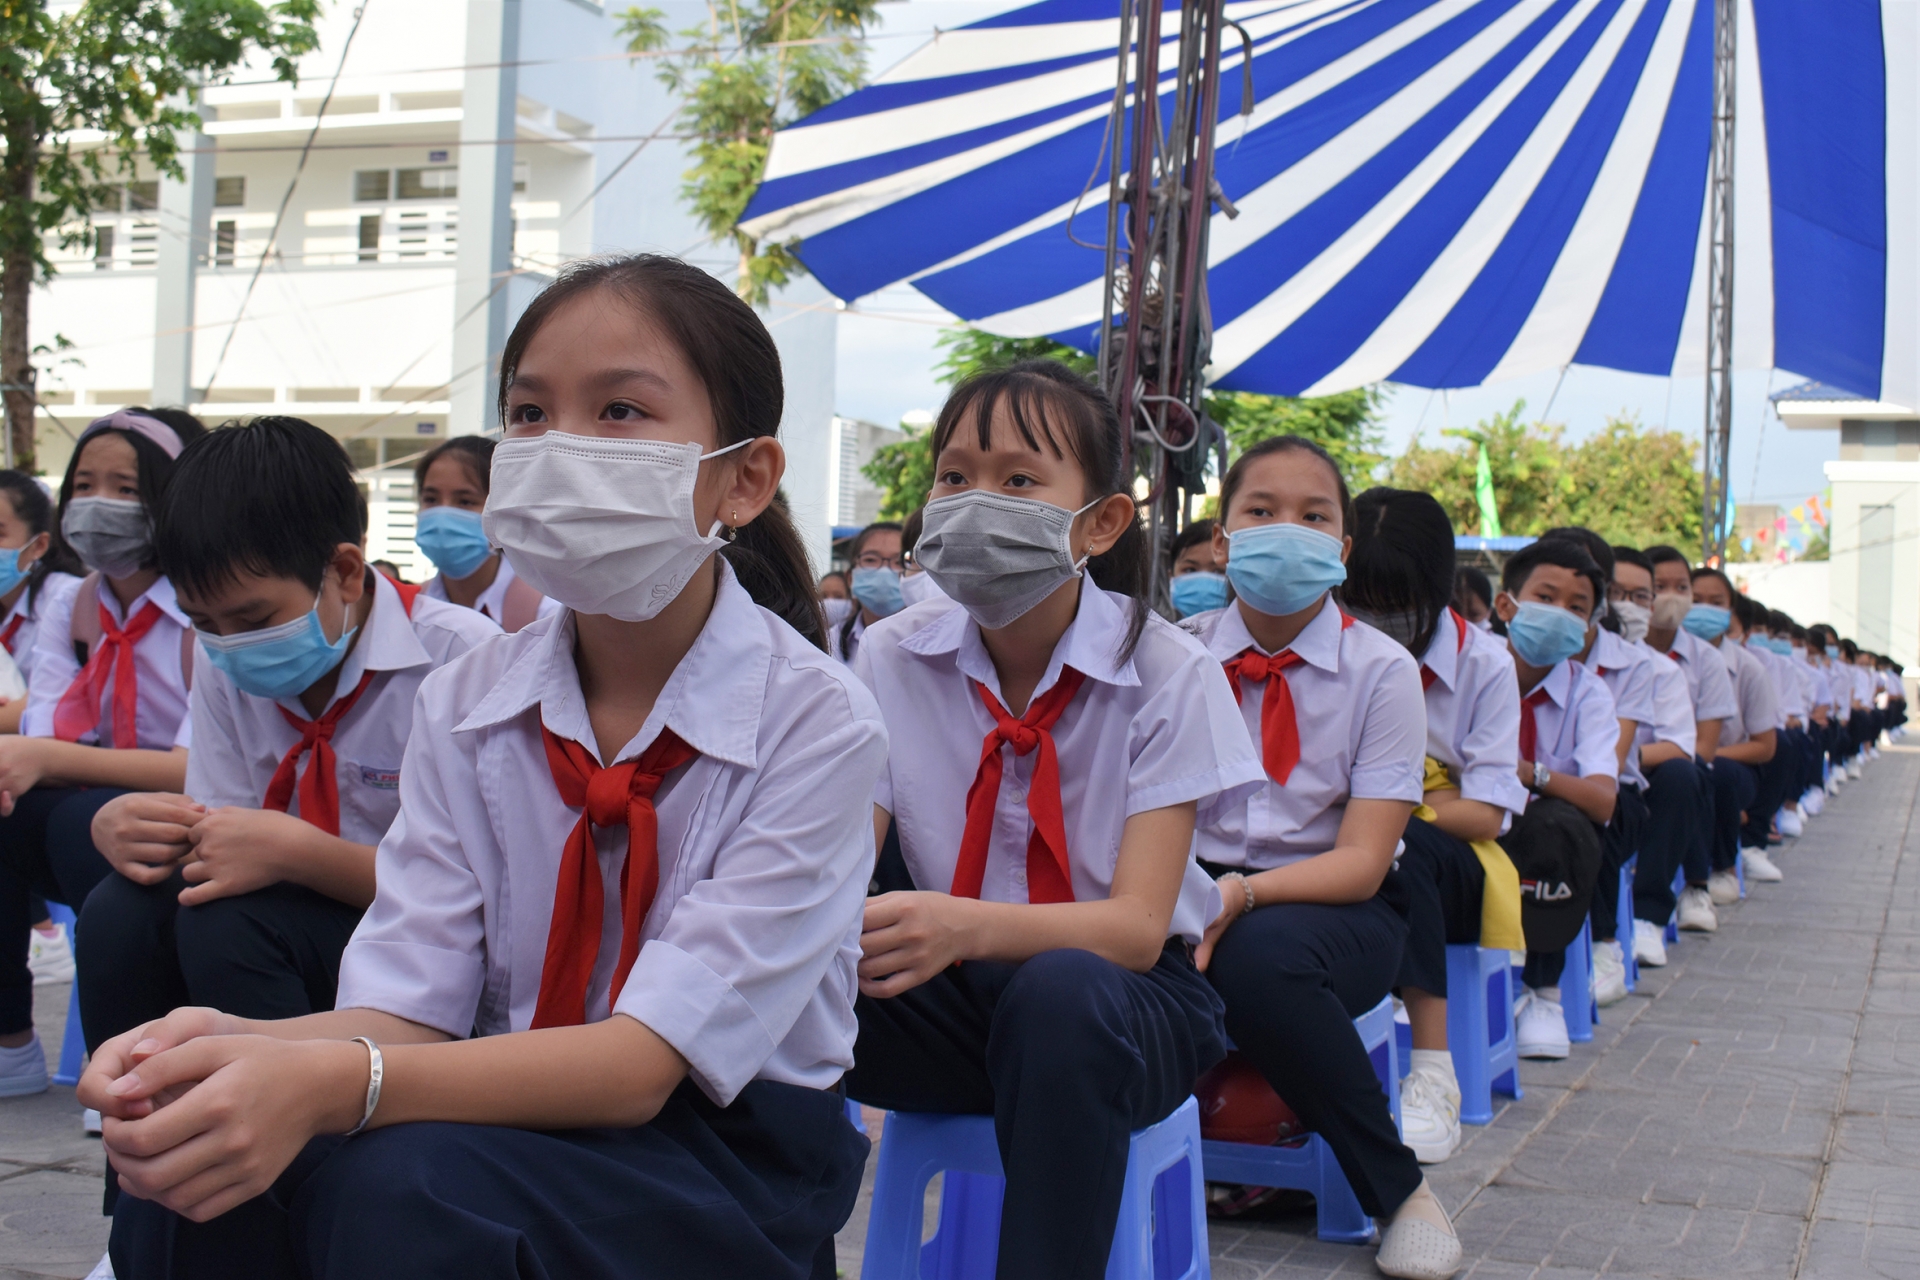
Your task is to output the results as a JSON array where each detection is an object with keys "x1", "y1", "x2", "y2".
[{"x1": 1195, "y1": 1052, "x2": 1305, "y2": 1145}]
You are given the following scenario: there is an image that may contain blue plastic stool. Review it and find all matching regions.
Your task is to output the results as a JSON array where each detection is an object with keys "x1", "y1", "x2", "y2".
[
  {"x1": 1445, "y1": 945, "x2": 1521, "y2": 1125},
  {"x1": 1560, "y1": 919, "x2": 1597, "y2": 1043},
  {"x1": 1200, "y1": 997, "x2": 1400, "y2": 1245},
  {"x1": 45, "y1": 903, "x2": 84, "y2": 1088},
  {"x1": 1618, "y1": 856, "x2": 1639, "y2": 993},
  {"x1": 846, "y1": 1096, "x2": 867, "y2": 1134},
  {"x1": 1665, "y1": 865, "x2": 1684, "y2": 945},
  {"x1": 861, "y1": 1095, "x2": 1209, "y2": 1279}
]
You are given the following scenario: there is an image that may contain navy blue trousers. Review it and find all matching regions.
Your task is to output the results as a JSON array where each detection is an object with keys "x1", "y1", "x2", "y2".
[
  {"x1": 1634, "y1": 757, "x2": 1711, "y2": 922},
  {"x1": 1200, "y1": 878, "x2": 1421, "y2": 1221},
  {"x1": 1708, "y1": 757, "x2": 1757, "y2": 871},
  {"x1": 848, "y1": 942, "x2": 1226, "y2": 1280},
  {"x1": 1394, "y1": 816, "x2": 1485, "y2": 998},
  {"x1": 1589, "y1": 783, "x2": 1647, "y2": 943},
  {"x1": 110, "y1": 1078, "x2": 868, "y2": 1280},
  {"x1": 0, "y1": 786, "x2": 125, "y2": 1035}
]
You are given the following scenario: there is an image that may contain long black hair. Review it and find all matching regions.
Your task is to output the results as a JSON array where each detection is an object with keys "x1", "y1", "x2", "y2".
[
  {"x1": 497, "y1": 254, "x2": 826, "y2": 649},
  {"x1": 60, "y1": 407, "x2": 208, "y2": 574},
  {"x1": 413, "y1": 435, "x2": 495, "y2": 498},
  {"x1": 1347, "y1": 487, "x2": 1457, "y2": 657},
  {"x1": 0, "y1": 471, "x2": 83, "y2": 607},
  {"x1": 931, "y1": 359, "x2": 1150, "y2": 661},
  {"x1": 1217, "y1": 435, "x2": 1355, "y2": 533}
]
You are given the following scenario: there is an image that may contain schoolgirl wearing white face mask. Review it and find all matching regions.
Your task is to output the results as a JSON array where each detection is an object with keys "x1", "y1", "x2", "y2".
[
  {"x1": 847, "y1": 360, "x2": 1260, "y2": 1280},
  {"x1": 1184, "y1": 437, "x2": 1458, "y2": 1279},
  {"x1": 84, "y1": 255, "x2": 888, "y2": 1280}
]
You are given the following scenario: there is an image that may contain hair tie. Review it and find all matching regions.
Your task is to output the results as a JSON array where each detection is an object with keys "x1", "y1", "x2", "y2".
[{"x1": 79, "y1": 410, "x2": 183, "y2": 460}]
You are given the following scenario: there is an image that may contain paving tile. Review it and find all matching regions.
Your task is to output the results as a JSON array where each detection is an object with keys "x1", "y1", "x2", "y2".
[{"x1": 1799, "y1": 1216, "x2": 1920, "y2": 1279}]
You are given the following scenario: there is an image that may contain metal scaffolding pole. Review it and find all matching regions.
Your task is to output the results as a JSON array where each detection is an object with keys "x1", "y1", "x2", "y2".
[{"x1": 1701, "y1": 0, "x2": 1737, "y2": 564}]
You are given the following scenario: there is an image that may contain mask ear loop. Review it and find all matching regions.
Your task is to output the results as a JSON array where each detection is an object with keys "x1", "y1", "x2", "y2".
[
  {"x1": 697, "y1": 437, "x2": 756, "y2": 539},
  {"x1": 1066, "y1": 494, "x2": 1108, "y2": 572}
]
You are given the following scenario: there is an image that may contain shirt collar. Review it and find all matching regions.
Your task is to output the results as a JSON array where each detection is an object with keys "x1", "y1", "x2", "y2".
[
  {"x1": 1528, "y1": 658, "x2": 1574, "y2": 709},
  {"x1": 455, "y1": 560, "x2": 765, "y2": 769},
  {"x1": 97, "y1": 574, "x2": 188, "y2": 629},
  {"x1": 1205, "y1": 594, "x2": 1344, "y2": 674},
  {"x1": 1418, "y1": 608, "x2": 1467, "y2": 691},
  {"x1": 900, "y1": 580, "x2": 1141, "y2": 701},
  {"x1": 1587, "y1": 627, "x2": 1634, "y2": 671}
]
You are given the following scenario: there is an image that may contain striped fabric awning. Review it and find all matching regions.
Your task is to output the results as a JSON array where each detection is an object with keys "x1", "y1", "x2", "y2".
[{"x1": 741, "y1": 0, "x2": 1902, "y2": 405}]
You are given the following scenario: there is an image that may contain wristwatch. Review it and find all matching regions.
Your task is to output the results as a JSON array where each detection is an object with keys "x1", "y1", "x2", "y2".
[{"x1": 1531, "y1": 762, "x2": 1551, "y2": 792}]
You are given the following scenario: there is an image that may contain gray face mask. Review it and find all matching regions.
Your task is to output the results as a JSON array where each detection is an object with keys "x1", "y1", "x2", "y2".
[
  {"x1": 915, "y1": 490, "x2": 1096, "y2": 630},
  {"x1": 1346, "y1": 605, "x2": 1423, "y2": 653},
  {"x1": 1613, "y1": 598, "x2": 1652, "y2": 645},
  {"x1": 62, "y1": 496, "x2": 152, "y2": 578}
]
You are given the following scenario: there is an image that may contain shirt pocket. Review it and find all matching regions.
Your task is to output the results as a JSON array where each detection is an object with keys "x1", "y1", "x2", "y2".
[{"x1": 335, "y1": 755, "x2": 404, "y2": 846}]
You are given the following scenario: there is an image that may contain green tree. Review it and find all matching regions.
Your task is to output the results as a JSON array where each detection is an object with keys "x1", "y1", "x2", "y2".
[
  {"x1": 1386, "y1": 401, "x2": 1575, "y2": 537},
  {"x1": 1561, "y1": 414, "x2": 1702, "y2": 549},
  {"x1": 861, "y1": 421, "x2": 936, "y2": 520},
  {"x1": 1207, "y1": 387, "x2": 1385, "y2": 495},
  {"x1": 0, "y1": 0, "x2": 319, "y2": 470},
  {"x1": 620, "y1": 0, "x2": 877, "y2": 306}
]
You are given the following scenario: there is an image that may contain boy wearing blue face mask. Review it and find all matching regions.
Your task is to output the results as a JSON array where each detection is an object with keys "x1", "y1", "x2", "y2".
[
  {"x1": 830, "y1": 521, "x2": 904, "y2": 662},
  {"x1": 1490, "y1": 540, "x2": 1619, "y2": 1062},
  {"x1": 1166, "y1": 518, "x2": 1227, "y2": 618},
  {"x1": 80, "y1": 419, "x2": 498, "y2": 1199},
  {"x1": 413, "y1": 437, "x2": 561, "y2": 633}
]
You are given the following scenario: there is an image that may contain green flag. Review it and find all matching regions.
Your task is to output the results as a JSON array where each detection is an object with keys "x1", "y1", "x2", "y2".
[{"x1": 1473, "y1": 444, "x2": 1502, "y2": 538}]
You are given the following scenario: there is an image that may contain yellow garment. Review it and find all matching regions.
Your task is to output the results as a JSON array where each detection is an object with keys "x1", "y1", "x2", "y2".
[{"x1": 1412, "y1": 756, "x2": 1525, "y2": 952}]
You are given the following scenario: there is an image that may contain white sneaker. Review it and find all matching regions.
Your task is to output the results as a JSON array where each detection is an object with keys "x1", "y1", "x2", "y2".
[
  {"x1": 0, "y1": 1034, "x2": 48, "y2": 1098},
  {"x1": 1803, "y1": 788, "x2": 1825, "y2": 816},
  {"x1": 82, "y1": 1108, "x2": 101, "y2": 1136},
  {"x1": 1708, "y1": 869, "x2": 1742, "y2": 906},
  {"x1": 27, "y1": 924, "x2": 74, "y2": 986},
  {"x1": 1829, "y1": 771, "x2": 1845, "y2": 793},
  {"x1": 1777, "y1": 807, "x2": 1805, "y2": 838},
  {"x1": 1742, "y1": 846, "x2": 1784, "y2": 883},
  {"x1": 1399, "y1": 1061, "x2": 1462, "y2": 1164},
  {"x1": 1515, "y1": 992, "x2": 1570, "y2": 1060},
  {"x1": 1633, "y1": 918, "x2": 1669, "y2": 967},
  {"x1": 84, "y1": 1252, "x2": 114, "y2": 1280},
  {"x1": 1850, "y1": 760, "x2": 1865, "y2": 780},
  {"x1": 1376, "y1": 1216, "x2": 1463, "y2": 1280},
  {"x1": 1592, "y1": 940, "x2": 1628, "y2": 1006},
  {"x1": 1677, "y1": 885, "x2": 1719, "y2": 932}
]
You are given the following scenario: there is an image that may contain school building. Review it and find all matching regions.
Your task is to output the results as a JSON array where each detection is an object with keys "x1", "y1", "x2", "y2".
[{"x1": 25, "y1": 0, "x2": 842, "y2": 579}]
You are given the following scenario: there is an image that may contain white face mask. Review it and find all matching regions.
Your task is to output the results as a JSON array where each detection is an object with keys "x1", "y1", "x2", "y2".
[
  {"x1": 1613, "y1": 598, "x2": 1652, "y2": 645},
  {"x1": 483, "y1": 431, "x2": 749, "y2": 622},
  {"x1": 898, "y1": 569, "x2": 950, "y2": 609}
]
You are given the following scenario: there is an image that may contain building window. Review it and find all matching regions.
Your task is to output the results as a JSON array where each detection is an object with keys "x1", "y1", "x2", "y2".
[
  {"x1": 354, "y1": 169, "x2": 391, "y2": 202},
  {"x1": 214, "y1": 220, "x2": 236, "y2": 266},
  {"x1": 395, "y1": 167, "x2": 457, "y2": 200},
  {"x1": 126, "y1": 181, "x2": 159, "y2": 212},
  {"x1": 513, "y1": 161, "x2": 529, "y2": 194},
  {"x1": 93, "y1": 226, "x2": 114, "y2": 269},
  {"x1": 358, "y1": 214, "x2": 380, "y2": 262},
  {"x1": 214, "y1": 176, "x2": 245, "y2": 208},
  {"x1": 93, "y1": 186, "x2": 123, "y2": 214},
  {"x1": 345, "y1": 438, "x2": 380, "y2": 471}
]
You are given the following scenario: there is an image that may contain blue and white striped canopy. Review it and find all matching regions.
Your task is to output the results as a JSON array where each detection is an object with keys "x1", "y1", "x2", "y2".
[{"x1": 742, "y1": 0, "x2": 1904, "y2": 405}]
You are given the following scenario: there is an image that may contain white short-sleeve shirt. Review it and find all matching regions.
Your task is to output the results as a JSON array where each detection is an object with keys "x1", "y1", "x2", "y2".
[
  {"x1": 423, "y1": 556, "x2": 562, "y2": 629},
  {"x1": 1579, "y1": 627, "x2": 1657, "y2": 787},
  {"x1": 853, "y1": 584, "x2": 1262, "y2": 944},
  {"x1": 21, "y1": 574, "x2": 193, "y2": 750},
  {"x1": 0, "y1": 572, "x2": 81, "y2": 691},
  {"x1": 1418, "y1": 609, "x2": 1527, "y2": 819},
  {"x1": 335, "y1": 563, "x2": 888, "y2": 1106},
  {"x1": 1715, "y1": 639, "x2": 1780, "y2": 746},
  {"x1": 1652, "y1": 627, "x2": 1738, "y2": 727},
  {"x1": 1188, "y1": 596, "x2": 1427, "y2": 872},
  {"x1": 184, "y1": 574, "x2": 499, "y2": 846},
  {"x1": 1523, "y1": 658, "x2": 1620, "y2": 783},
  {"x1": 1634, "y1": 640, "x2": 1698, "y2": 760},
  {"x1": 1794, "y1": 650, "x2": 1833, "y2": 712}
]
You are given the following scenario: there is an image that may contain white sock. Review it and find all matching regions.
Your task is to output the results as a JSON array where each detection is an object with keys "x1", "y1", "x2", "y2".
[
  {"x1": 1409, "y1": 1049, "x2": 1456, "y2": 1086},
  {"x1": 1533, "y1": 986, "x2": 1562, "y2": 1003}
]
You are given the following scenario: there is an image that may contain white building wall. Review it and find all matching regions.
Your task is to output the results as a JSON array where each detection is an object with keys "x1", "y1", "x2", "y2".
[{"x1": 1822, "y1": 460, "x2": 1920, "y2": 671}]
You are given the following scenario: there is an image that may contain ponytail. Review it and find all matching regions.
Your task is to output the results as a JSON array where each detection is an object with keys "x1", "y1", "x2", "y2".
[{"x1": 497, "y1": 254, "x2": 828, "y2": 649}]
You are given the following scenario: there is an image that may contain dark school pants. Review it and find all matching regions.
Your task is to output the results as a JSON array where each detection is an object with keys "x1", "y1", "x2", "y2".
[
  {"x1": 1395, "y1": 816, "x2": 1486, "y2": 998},
  {"x1": 80, "y1": 871, "x2": 365, "y2": 1214},
  {"x1": 0, "y1": 787, "x2": 126, "y2": 1035},
  {"x1": 1634, "y1": 757, "x2": 1710, "y2": 922},
  {"x1": 1708, "y1": 757, "x2": 1757, "y2": 869},
  {"x1": 1589, "y1": 783, "x2": 1647, "y2": 943},
  {"x1": 1199, "y1": 866, "x2": 1422, "y2": 1221},
  {"x1": 848, "y1": 941, "x2": 1226, "y2": 1280},
  {"x1": 110, "y1": 1078, "x2": 867, "y2": 1280},
  {"x1": 1741, "y1": 738, "x2": 1795, "y2": 849}
]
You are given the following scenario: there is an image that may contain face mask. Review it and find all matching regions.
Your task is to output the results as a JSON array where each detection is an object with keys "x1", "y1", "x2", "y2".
[
  {"x1": 850, "y1": 566, "x2": 905, "y2": 618},
  {"x1": 0, "y1": 546, "x2": 33, "y2": 600},
  {"x1": 1346, "y1": 604, "x2": 1422, "y2": 651},
  {"x1": 1505, "y1": 600, "x2": 1589, "y2": 668},
  {"x1": 1613, "y1": 599, "x2": 1651, "y2": 646},
  {"x1": 1772, "y1": 637, "x2": 1793, "y2": 656},
  {"x1": 1682, "y1": 604, "x2": 1731, "y2": 641},
  {"x1": 1169, "y1": 571, "x2": 1229, "y2": 618},
  {"x1": 1827, "y1": 646, "x2": 1838, "y2": 659},
  {"x1": 1650, "y1": 593, "x2": 1691, "y2": 633},
  {"x1": 413, "y1": 506, "x2": 494, "y2": 580},
  {"x1": 1746, "y1": 634, "x2": 1771, "y2": 654},
  {"x1": 197, "y1": 593, "x2": 356, "y2": 700},
  {"x1": 821, "y1": 597, "x2": 854, "y2": 629},
  {"x1": 1224, "y1": 523, "x2": 1347, "y2": 618},
  {"x1": 915, "y1": 491, "x2": 1097, "y2": 630},
  {"x1": 62, "y1": 496, "x2": 152, "y2": 579},
  {"x1": 898, "y1": 570, "x2": 949, "y2": 609},
  {"x1": 483, "y1": 432, "x2": 748, "y2": 622}
]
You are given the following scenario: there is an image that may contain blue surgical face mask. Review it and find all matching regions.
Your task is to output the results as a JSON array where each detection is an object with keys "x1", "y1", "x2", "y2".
[
  {"x1": 413, "y1": 505, "x2": 494, "y2": 580},
  {"x1": 1505, "y1": 601, "x2": 1590, "y2": 669},
  {"x1": 1827, "y1": 645, "x2": 1838, "y2": 658},
  {"x1": 849, "y1": 566, "x2": 905, "y2": 618},
  {"x1": 1773, "y1": 637, "x2": 1793, "y2": 656},
  {"x1": 1746, "y1": 634, "x2": 1771, "y2": 653},
  {"x1": 1170, "y1": 570, "x2": 1229, "y2": 618},
  {"x1": 1225, "y1": 523, "x2": 1347, "y2": 618},
  {"x1": 0, "y1": 546, "x2": 32, "y2": 599},
  {"x1": 1682, "y1": 604, "x2": 1731, "y2": 641},
  {"x1": 197, "y1": 593, "x2": 357, "y2": 701}
]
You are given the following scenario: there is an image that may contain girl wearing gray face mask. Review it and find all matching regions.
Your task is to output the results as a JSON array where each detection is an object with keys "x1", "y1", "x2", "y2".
[{"x1": 848, "y1": 360, "x2": 1264, "y2": 1277}]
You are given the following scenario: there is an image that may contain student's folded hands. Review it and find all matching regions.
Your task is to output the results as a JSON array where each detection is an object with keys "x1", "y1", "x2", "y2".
[
  {"x1": 78, "y1": 1010, "x2": 367, "y2": 1223},
  {"x1": 858, "y1": 891, "x2": 974, "y2": 997},
  {"x1": 92, "y1": 792, "x2": 206, "y2": 884},
  {"x1": 177, "y1": 807, "x2": 309, "y2": 905},
  {"x1": 0, "y1": 735, "x2": 48, "y2": 815}
]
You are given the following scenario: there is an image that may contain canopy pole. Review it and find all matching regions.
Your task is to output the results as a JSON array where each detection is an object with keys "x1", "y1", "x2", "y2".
[{"x1": 1701, "y1": 0, "x2": 1737, "y2": 565}]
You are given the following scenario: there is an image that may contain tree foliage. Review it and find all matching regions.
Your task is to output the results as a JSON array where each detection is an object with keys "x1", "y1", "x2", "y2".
[
  {"x1": 0, "y1": 0, "x2": 319, "y2": 469},
  {"x1": 619, "y1": 0, "x2": 877, "y2": 306},
  {"x1": 1386, "y1": 401, "x2": 1703, "y2": 549}
]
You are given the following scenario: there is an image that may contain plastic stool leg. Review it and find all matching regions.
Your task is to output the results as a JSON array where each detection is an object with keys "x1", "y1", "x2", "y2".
[
  {"x1": 45, "y1": 904, "x2": 84, "y2": 1088},
  {"x1": 1562, "y1": 921, "x2": 1595, "y2": 1042},
  {"x1": 1619, "y1": 858, "x2": 1638, "y2": 992},
  {"x1": 1310, "y1": 1137, "x2": 1376, "y2": 1244},
  {"x1": 925, "y1": 1171, "x2": 1001, "y2": 1280},
  {"x1": 1488, "y1": 955, "x2": 1522, "y2": 1102},
  {"x1": 1446, "y1": 946, "x2": 1493, "y2": 1125}
]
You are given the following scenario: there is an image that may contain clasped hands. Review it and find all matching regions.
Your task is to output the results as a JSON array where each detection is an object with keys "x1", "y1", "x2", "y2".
[{"x1": 92, "y1": 793, "x2": 311, "y2": 905}]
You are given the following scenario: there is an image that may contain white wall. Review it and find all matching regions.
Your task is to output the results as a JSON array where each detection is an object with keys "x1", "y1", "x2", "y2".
[
  {"x1": 1822, "y1": 460, "x2": 1920, "y2": 669},
  {"x1": 1728, "y1": 561, "x2": 1832, "y2": 629}
]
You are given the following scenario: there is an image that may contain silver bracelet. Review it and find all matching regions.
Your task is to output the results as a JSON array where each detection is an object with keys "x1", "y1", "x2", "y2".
[
  {"x1": 1221, "y1": 872, "x2": 1257, "y2": 917},
  {"x1": 345, "y1": 1037, "x2": 383, "y2": 1137}
]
